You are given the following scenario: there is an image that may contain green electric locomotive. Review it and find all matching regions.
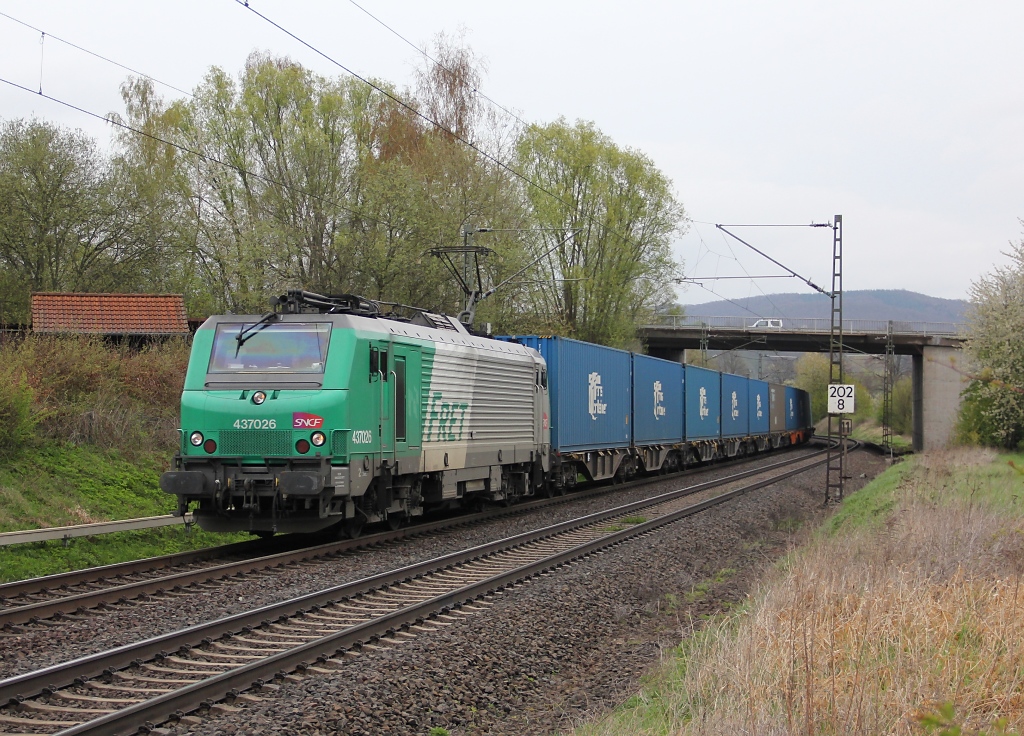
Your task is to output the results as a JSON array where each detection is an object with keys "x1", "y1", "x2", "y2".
[{"x1": 160, "y1": 291, "x2": 551, "y2": 537}]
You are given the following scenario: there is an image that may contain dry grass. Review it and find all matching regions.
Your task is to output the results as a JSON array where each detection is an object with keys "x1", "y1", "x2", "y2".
[{"x1": 578, "y1": 449, "x2": 1024, "y2": 736}]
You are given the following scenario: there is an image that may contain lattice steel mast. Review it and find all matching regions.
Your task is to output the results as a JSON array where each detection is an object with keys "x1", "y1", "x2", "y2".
[
  {"x1": 825, "y1": 215, "x2": 846, "y2": 502},
  {"x1": 882, "y1": 320, "x2": 895, "y2": 456}
]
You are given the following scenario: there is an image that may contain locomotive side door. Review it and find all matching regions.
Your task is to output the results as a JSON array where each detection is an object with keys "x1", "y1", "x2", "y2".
[
  {"x1": 389, "y1": 344, "x2": 420, "y2": 465},
  {"x1": 369, "y1": 341, "x2": 392, "y2": 469},
  {"x1": 370, "y1": 340, "x2": 420, "y2": 470}
]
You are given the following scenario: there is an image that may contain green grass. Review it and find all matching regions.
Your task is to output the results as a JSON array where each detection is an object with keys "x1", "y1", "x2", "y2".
[
  {"x1": 0, "y1": 441, "x2": 248, "y2": 582},
  {"x1": 821, "y1": 457, "x2": 914, "y2": 535},
  {"x1": 0, "y1": 525, "x2": 245, "y2": 583},
  {"x1": 0, "y1": 443, "x2": 172, "y2": 532},
  {"x1": 823, "y1": 450, "x2": 1024, "y2": 540}
]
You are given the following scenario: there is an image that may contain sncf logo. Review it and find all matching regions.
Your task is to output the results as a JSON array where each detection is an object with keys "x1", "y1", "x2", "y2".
[{"x1": 293, "y1": 412, "x2": 324, "y2": 429}]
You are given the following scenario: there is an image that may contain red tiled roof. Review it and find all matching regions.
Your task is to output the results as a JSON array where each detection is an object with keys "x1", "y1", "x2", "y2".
[{"x1": 31, "y1": 293, "x2": 190, "y2": 335}]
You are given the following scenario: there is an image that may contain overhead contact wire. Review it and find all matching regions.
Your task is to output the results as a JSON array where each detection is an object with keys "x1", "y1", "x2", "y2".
[{"x1": 0, "y1": 10, "x2": 194, "y2": 98}]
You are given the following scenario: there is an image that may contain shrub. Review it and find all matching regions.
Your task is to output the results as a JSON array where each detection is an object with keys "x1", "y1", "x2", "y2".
[
  {"x1": 0, "y1": 334, "x2": 188, "y2": 456},
  {"x1": 0, "y1": 366, "x2": 38, "y2": 456}
]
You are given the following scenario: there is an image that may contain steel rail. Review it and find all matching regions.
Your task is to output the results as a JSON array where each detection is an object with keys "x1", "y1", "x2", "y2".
[
  {"x1": 44, "y1": 447, "x2": 836, "y2": 736},
  {"x1": 1, "y1": 445, "x2": 819, "y2": 628},
  {"x1": 0, "y1": 444, "x2": 835, "y2": 718},
  {"x1": 0, "y1": 538, "x2": 266, "y2": 601},
  {"x1": 0, "y1": 515, "x2": 194, "y2": 548}
]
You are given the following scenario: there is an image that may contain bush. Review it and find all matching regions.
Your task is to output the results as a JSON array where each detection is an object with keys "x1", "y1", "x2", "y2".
[
  {"x1": 875, "y1": 374, "x2": 913, "y2": 435},
  {"x1": 0, "y1": 366, "x2": 37, "y2": 456},
  {"x1": 0, "y1": 335, "x2": 189, "y2": 456}
]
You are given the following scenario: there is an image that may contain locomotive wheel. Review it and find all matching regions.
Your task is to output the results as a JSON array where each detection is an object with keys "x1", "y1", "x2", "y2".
[
  {"x1": 385, "y1": 513, "x2": 404, "y2": 531},
  {"x1": 343, "y1": 515, "x2": 366, "y2": 539}
]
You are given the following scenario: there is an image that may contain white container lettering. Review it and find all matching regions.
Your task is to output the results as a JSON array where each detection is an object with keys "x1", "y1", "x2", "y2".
[
  {"x1": 653, "y1": 380, "x2": 666, "y2": 419},
  {"x1": 588, "y1": 372, "x2": 607, "y2": 420}
]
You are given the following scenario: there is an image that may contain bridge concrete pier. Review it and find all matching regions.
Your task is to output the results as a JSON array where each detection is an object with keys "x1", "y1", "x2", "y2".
[{"x1": 912, "y1": 345, "x2": 969, "y2": 452}]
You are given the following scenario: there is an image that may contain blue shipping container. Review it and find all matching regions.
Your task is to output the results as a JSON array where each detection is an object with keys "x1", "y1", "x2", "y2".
[
  {"x1": 632, "y1": 354, "x2": 684, "y2": 445},
  {"x1": 500, "y1": 336, "x2": 631, "y2": 452},
  {"x1": 784, "y1": 386, "x2": 800, "y2": 430},
  {"x1": 748, "y1": 379, "x2": 770, "y2": 434},
  {"x1": 720, "y1": 373, "x2": 749, "y2": 438},
  {"x1": 684, "y1": 365, "x2": 721, "y2": 440}
]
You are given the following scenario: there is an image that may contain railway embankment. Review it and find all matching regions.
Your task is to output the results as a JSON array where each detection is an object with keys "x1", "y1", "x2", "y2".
[
  {"x1": 0, "y1": 335, "x2": 238, "y2": 582},
  {"x1": 576, "y1": 447, "x2": 1024, "y2": 736}
]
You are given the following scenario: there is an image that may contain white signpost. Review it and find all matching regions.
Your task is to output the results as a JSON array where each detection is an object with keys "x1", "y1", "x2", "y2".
[{"x1": 828, "y1": 384, "x2": 855, "y2": 415}]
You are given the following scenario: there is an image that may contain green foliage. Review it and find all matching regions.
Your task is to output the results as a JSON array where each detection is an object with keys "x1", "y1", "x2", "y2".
[
  {"x1": 0, "y1": 335, "x2": 189, "y2": 454},
  {"x1": 428, "y1": 728, "x2": 451, "y2": 736},
  {"x1": 515, "y1": 119, "x2": 685, "y2": 348},
  {"x1": 0, "y1": 363, "x2": 37, "y2": 456},
  {"x1": 794, "y1": 352, "x2": 874, "y2": 424},
  {"x1": 0, "y1": 119, "x2": 167, "y2": 321},
  {"x1": 876, "y1": 374, "x2": 914, "y2": 435},
  {"x1": 794, "y1": 353, "x2": 830, "y2": 422},
  {"x1": 3, "y1": 38, "x2": 688, "y2": 345},
  {"x1": 956, "y1": 380, "x2": 1006, "y2": 447},
  {"x1": 916, "y1": 701, "x2": 1018, "y2": 735},
  {"x1": 959, "y1": 233, "x2": 1024, "y2": 448},
  {"x1": 117, "y1": 43, "x2": 535, "y2": 323}
]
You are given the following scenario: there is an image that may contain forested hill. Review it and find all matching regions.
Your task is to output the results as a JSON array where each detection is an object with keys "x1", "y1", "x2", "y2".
[{"x1": 681, "y1": 289, "x2": 967, "y2": 323}]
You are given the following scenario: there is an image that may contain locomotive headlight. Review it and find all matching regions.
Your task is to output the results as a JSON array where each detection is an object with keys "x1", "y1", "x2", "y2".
[
  {"x1": 252, "y1": 391, "x2": 267, "y2": 405},
  {"x1": 190, "y1": 431, "x2": 204, "y2": 446},
  {"x1": 311, "y1": 431, "x2": 326, "y2": 447}
]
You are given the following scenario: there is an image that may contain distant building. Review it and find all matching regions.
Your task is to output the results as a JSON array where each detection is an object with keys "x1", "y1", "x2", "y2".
[{"x1": 30, "y1": 293, "x2": 190, "y2": 339}]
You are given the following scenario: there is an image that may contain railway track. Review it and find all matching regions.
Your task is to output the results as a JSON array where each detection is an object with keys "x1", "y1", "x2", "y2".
[
  {"x1": 0, "y1": 445, "x2": 820, "y2": 630},
  {"x1": 0, "y1": 445, "x2": 838, "y2": 736}
]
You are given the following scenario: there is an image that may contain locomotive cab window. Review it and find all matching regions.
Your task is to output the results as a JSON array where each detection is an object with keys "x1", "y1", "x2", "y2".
[
  {"x1": 208, "y1": 322, "x2": 330, "y2": 373},
  {"x1": 370, "y1": 348, "x2": 388, "y2": 380}
]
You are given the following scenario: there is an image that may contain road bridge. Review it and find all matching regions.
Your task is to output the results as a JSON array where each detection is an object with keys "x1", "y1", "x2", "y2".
[{"x1": 639, "y1": 316, "x2": 968, "y2": 452}]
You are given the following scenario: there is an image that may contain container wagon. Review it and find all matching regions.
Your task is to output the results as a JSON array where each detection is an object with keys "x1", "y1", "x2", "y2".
[
  {"x1": 631, "y1": 353, "x2": 685, "y2": 474},
  {"x1": 720, "y1": 372, "x2": 750, "y2": 456},
  {"x1": 684, "y1": 365, "x2": 721, "y2": 461},
  {"x1": 500, "y1": 336, "x2": 632, "y2": 488}
]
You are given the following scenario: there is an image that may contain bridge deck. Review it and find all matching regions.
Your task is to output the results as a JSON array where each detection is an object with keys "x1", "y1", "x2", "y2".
[{"x1": 641, "y1": 316, "x2": 965, "y2": 356}]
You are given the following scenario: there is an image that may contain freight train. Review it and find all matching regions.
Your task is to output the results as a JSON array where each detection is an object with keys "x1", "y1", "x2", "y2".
[{"x1": 160, "y1": 291, "x2": 814, "y2": 537}]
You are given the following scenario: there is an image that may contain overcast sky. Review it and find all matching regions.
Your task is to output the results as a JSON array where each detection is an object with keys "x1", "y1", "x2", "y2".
[{"x1": 0, "y1": 0, "x2": 1020, "y2": 308}]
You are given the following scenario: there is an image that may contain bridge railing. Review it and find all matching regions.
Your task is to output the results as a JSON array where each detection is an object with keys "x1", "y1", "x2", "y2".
[{"x1": 645, "y1": 315, "x2": 966, "y2": 336}]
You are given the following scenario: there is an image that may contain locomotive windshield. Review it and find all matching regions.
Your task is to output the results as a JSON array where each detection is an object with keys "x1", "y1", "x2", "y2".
[{"x1": 208, "y1": 322, "x2": 331, "y2": 373}]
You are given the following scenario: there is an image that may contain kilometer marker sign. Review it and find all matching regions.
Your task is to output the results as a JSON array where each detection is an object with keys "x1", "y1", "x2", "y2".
[{"x1": 827, "y1": 384, "x2": 855, "y2": 415}]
